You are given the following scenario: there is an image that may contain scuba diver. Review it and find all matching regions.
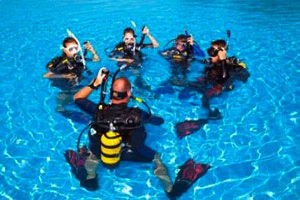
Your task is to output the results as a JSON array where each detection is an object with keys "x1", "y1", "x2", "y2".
[
  {"x1": 160, "y1": 33, "x2": 205, "y2": 63},
  {"x1": 108, "y1": 26, "x2": 159, "y2": 68},
  {"x1": 44, "y1": 34, "x2": 100, "y2": 121},
  {"x1": 44, "y1": 37, "x2": 99, "y2": 80},
  {"x1": 176, "y1": 38, "x2": 250, "y2": 138},
  {"x1": 158, "y1": 32, "x2": 205, "y2": 87},
  {"x1": 108, "y1": 26, "x2": 159, "y2": 93},
  {"x1": 64, "y1": 67, "x2": 210, "y2": 199},
  {"x1": 197, "y1": 39, "x2": 250, "y2": 109}
]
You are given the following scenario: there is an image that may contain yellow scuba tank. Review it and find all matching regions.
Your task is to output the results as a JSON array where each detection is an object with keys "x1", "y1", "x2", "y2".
[{"x1": 100, "y1": 130, "x2": 122, "y2": 169}]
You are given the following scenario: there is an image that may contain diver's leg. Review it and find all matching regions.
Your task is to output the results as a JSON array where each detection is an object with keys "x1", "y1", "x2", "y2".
[
  {"x1": 77, "y1": 151, "x2": 99, "y2": 191},
  {"x1": 153, "y1": 154, "x2": 173, "y2": 193},
  {"x1": 84, "y1": 152, "x2": 99, "y2": 179}
]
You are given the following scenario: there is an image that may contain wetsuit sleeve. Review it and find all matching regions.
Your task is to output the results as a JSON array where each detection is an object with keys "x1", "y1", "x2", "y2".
[
  {"x1": 158, "y1": 47, "x2": 175, "y2": 60},
  {"x1": 140, "y1": 43, "x2": 153, "y2": 49},
  {"x1": 81, "y1": 49, "x2": 95, "y2": 61},
  {"x1": 46, "y1": 57, "x2": 63, "y2": 72},
  {"x1": 108, "y1": 48, "x2": 117, "y2": 58},
  {"x1": 84, "y1": 57, "x2": 93, "y2": 61},
  {"x1": 47, "y1": 56, "x2": 74, "y2": 74},
  {"x1": 109, "y1": 42, "x2": 124, "y2": 58},
  {"x1": 140, "y1": 110, "x2": 164, "y2": 126},
  {"x1": 74, "y1": 98, "x2": 97, "y2": 116},
  {"x1": 191, "y1": 44, "x2": 205, "y2": 58}
]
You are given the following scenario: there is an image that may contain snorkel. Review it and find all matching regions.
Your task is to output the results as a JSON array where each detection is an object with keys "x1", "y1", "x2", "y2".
[
  {"x1": 184, "y1": 29, "x2": 191, "y2": 57},
  {"x1": 225, "y1": 30, "x2": 231, "y2": 50},
  {"x1": 130, "y1": 21, "x2": 137, "y2": 55},
  {"x1": 66, "y1": 29, "x2": 86, "y2": 69},
  {"x1": 184, "y1": 30, "x2": 190, "y2": 48}
]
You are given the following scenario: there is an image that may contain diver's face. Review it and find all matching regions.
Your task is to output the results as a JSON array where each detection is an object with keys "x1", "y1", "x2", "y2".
[
  {"x1": 123, "y1": 32, "x2": 135, "y2": 46},
  {"x1": 63, "y1": 41, "x2": 79, "y2": 58},
  {"x1": 209, "y1": 45, "x2": 220, "y2": 63},
  {"x1": 175, "y1": 40, "x2": 187, "y2": 52}
]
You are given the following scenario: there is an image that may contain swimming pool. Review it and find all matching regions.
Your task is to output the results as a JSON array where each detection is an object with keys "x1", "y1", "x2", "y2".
[{"x1": 0, "y1": 0, "x2": 299, "y2": 199}]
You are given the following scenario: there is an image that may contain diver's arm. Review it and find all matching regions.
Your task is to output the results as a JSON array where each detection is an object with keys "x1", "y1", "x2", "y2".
[
  {"x1": 143, "y1": 27, "x2": 159, "y2": 48},
  {"x1": 74, "y1": 98, "x2": 97, "y2": 115},
  {"x1": 74, "y1": 70, "x2": 107, "y2": 100},
  {"x1": 140, "y1": 110, "x2": 164, "y2": 125},
  {"x1": 187, "y1": 35, "x2": 205, "y2": 58},
  {"x1": 43, "y1": 71, "x2": 76, "y2": 79},
  {"x1": 159, "y1": 47, "x2": 174, "y2": 57},
  {"x1": 147, "y1": 33, "x2": 159, "y2": 48},
  {"x1": 84, "y1": 42, "x2": 100, "y2": 62},
  {"x1": 73, "y1": 84, "x2": 95, "y2": 100},
  {"x1": 191, "y1": 44, "x2": 205, "y2": 58},
  {"x1": 159, "y1": 50, "x2": 169, "y2": 56},
  {"x1": 110, "y1": 57, "x2": 134, "y2": 63}
]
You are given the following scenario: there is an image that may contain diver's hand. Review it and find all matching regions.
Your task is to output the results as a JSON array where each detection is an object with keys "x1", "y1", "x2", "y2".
[
  {"x1": 84, "y1": 42, "x2": 96, "y2": 54},
  {"x1": 218, "y1": 47, "x2": 227, "y2": 60},
  {"x1": 84, "y1": 41, "x2": 100, "y2": 62},
  {"x1": 93, "y1": 67, "x2": 108, "y2": 86},
  {"x1": 84, "y1": 41, "x2": 93, "y2": 50},
  {"x1": 142, "y1": 26, "x2": 150, "y2": 35},
  {"x1": 187, "y1": 34, "x2": 194, "y2": 46},
  {"x1": 110, "y1": 57, "x2": 134, "y2": 63}
]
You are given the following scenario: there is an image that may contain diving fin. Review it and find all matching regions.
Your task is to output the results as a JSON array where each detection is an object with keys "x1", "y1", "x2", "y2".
[
  {"x1": 175, "y1": 118, "x2": 208, "y2": 139},
  {"x1": 64, "y1": 147, "x2": 88, "y2": 181},
  {"x1": 208, "y1": 108, "x2": 222, "y2": 120},
  {"x1": 167, "y1": 159, "x2": 211, "y2": 199},
  {"x1": 64, "y1": 147, "x2": 99, "y2": 191}
]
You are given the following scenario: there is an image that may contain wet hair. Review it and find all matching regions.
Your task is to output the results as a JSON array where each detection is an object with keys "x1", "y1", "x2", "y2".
[
  {"x1": 123, "y1": 27, "x2": 135, "y2": 36},
  {"x1": 175, "y1": 34, "x2": 187, "y2": 43},
  {"x1": 62, "y1": 37, "x2": 78, "y2": 48},
  {"x1": 211, "y1": 39, "x2": 227, "y2": 49}
]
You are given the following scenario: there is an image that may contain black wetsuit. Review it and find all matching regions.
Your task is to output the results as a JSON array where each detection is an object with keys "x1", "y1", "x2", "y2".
[
  {"x1": 203, "y1": 56, "x2": 250, "y2": 87},
  {"x1": 75, "y1": 98, "x2": 164, "y2": 162},
  {"x1": 182, "y1": 56, "x2": 250, "y2": 110},
  {"x1": 109, "y1": 42, "x2": 153, "y2": 68},
  {"x1": 159, "y1": 47, "x2": 194, "y2": 87},
  {"x1": 46, "y1": 56, "x2": 85, "y2": 90},
  {"x1": 46, "y1": 56, "x2": 85, "y2": 76},
  {"x1": 161, "y1": 47, "x2": 193, "y2": 62}
]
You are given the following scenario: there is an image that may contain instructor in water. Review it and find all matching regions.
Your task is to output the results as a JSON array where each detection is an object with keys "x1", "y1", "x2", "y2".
[{"x1": 65, "y1": 67, "x2": 210, "y2": 199}]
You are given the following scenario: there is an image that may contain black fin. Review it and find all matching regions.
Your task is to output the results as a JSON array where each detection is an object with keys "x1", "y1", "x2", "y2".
[
  {"x1": 167, "y1": 159, "x2": 211, "y2": 198},
  {"x1": 175, "y1": 119, "x2": 208, "y2": 139},
  {"x1": 208, "y1": 108, "x2": 222, "y2": 120},
  {"x1": 64, "y1": 147, "x2": 98, "y2": 191}
]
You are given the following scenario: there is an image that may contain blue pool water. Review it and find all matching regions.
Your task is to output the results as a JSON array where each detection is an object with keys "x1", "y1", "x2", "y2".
[{"x1": 1, "y1": 0, "x2": 300, "y2": 199}]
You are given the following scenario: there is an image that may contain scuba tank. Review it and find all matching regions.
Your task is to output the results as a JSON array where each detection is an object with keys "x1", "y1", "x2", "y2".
[{"x1": 100, "y1": 123, "x2": 122, "y2": 169}]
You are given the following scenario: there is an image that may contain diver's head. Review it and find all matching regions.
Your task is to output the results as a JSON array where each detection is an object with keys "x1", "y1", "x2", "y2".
[
  {"x1": 123, "y1": 27, "x2": 136, "y2": 47},
  {"x1": 62, "y1": 37, "x2": 79, "y2": 58},
  {"x1": 175, "y1": 34, "x2": 187, "y2": 52},
  {"x1": 207, "y1": 39, "x2": 227, "y2": 63},
  {"x1": 111, "y1": 77, "x2": 132, "y2": 104}
]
